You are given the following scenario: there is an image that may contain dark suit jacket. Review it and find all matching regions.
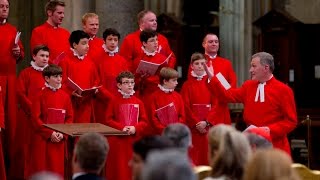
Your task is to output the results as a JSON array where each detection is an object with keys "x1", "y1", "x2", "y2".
[{"x1": 73, "y1": 173, "x2": 104, "y2": 180}]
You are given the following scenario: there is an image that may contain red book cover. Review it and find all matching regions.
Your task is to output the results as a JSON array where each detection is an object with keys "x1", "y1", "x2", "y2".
[
  {"x1": 118, "y1": 104, "x2": 139, "y2": 126},
  {"x1": 156, "y1": 102, "x2": 178, "y2": 126},
  {"x1": 192, "y1": 104, "x2": 211, "y2": 121},
  {"x1": 46, "y1": 108, "x2": 66, "y2": 124},
  {"x1": 67, "y1": 77, "x2": 101, "y2": 96}
]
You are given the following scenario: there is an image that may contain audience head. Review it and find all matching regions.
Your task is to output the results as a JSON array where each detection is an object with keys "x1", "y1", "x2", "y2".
[
  {"x1": 202, "y1": 33, "x2": 219, "y2": 56},
  {"x1": 244, "y1": 127, "x2": 273, "y2": 151},
  {"x1": 45, "y1": 0, "x2": 65, "y2": 26},
  {"x1": 82, "y1": 13, "x2": 99, "y2": 37},
  {"x1": 116, "y1": 71, "x2": 135, "y2": 94},
  {"x1": 72, "y1": 132, "x2": 109, "y2": 175},
  {"x1": 42, "y1": 64, "x2": 62, "y2": 88},
  {"x1": 29, "y1": 171, "x2": 62, "y2": 180},
  {"x1": 142, "y1": 149, "x2": 196, "y2": 180},
  {"x1": 130, "y1": 136, "x2": 174, "y2": 180},
  {"x1": 32, "y1": 45, "x2": 49, "y2": 67},
  {"x1": 137, "y1": 10, "x2": 157, "y2": 31},
  {"x1": 162, "y1": 123, "x2": 192, "y2": 151},
  {"x1": 69, "y1": 30, "x2": 90, "y2": 56},
  {"x1": 250, "y1": 52, "x2": 274, "y2": 82},
  {"x1": 0, "y1": 0, "x2": 9, "y2": 21},
  {"x1": 243, "y1": 149, "x2": 300, "y2": 180},
  {"x1": 210, "y1": 130, "x2": 252, "y2": 180},
  {"x1": 190, "y1": 52, "x2": 206, "y2": 76},
  {"x1": 103, "y1": 28, "x2": 120, "y2": 52},
  {"x1": 159, "y1": 67, "x2": 179, "y2": 88}
]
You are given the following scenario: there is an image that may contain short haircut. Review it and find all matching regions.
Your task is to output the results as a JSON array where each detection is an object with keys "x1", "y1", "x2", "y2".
[
  {"x1": 203, "y1": 33, "x2": 218, "y2": 43},
  {"x1": 142, "y1": 149, "x2": 196, "y2": 180},
  {"x1": 133, "y1": 136, "x2": 174, "y2": 161},
  {"x1": 137, "y1": 10, "x2": 154, "y2": 25},
  {"x1": 116, "y1": 71, "x2": 135, "y2": 83},
  {"x1": 45, "y1": 0, "x2": 65, "y2": 15},
  {"x1": 29, "y1": 171, "x2": 62, "y2": 180},
  {"x1": 32, "y1": 45, "x2": 50, "y2": 56},
  {"x1": 42, "y1": 64, "x2": 62, "y2": 78},
  {"x1": 140, "y1": 30, "x2": 157, "y2": 43},
  {"x1": 74, "y1": 132, "x2": 109, "y2": 172},
  {"x1": 162, "y1": 123, "x2": 191, "y2": 150},
  {"x1": 69, "y1": 30, "x2": 90, "y2": 47},
  {"x1": 103, "y1": 28, "x2": 120, "y2": 41},
  {"x1": 81, "y1": 12, "x2": 98, "y2": 25},
  {"x1": 190, "y1": 52, "x2": 205, "y2": 63},
  {"x1": 159, "y1": 67, "x2": 178, "y2": 85},
  {"x1": 251, "y1": 52, "x2": 275, "y2": 72}
]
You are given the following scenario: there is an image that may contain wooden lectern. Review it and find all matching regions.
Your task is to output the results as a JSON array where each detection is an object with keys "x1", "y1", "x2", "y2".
[{"x1": 44, "y1": 123, "x2": 128, "y2": 180}]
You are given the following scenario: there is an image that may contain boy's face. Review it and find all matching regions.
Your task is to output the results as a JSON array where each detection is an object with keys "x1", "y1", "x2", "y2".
[
  {"x1": 142, "y1": 36, "x2": 158, "y2": 53},
  {"x1": 117, "y1": 78, "x2": 135, "y2": 94},
  {"x1": 163, "y1": 78, "x2": 178, "y2": 89},
  {"x1": 73, "y1": 38, "x2": 89, "y2": 56},
  {"x1": 105, "y1": 35, "x2": 118, "y2": 52},
  {"x1": 45, "y1": 74, "x2": 62, "y2": 89},
  {"x1": 191, "y1": 58, "x2": 206, "y2": 76},
  {"x1": 33, "y1": 50, "x2": 49, "y2": 67}
]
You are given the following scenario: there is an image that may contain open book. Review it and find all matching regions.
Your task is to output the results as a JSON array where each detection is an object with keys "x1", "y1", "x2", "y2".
[
  {"x1": 47, "y1": 108, "x2": 66, "y2": 124},
  {"x1": 67, "y1": 77, "x2": 101, "y2": 96},
  {"x1": 136, "y1": 53, "x2": 172, "y2": 76},
  {"x1": 118, "y1": 104, "x2": 139, "y2": 126},
  {"x1": 155, "y1": 102, "x2": 178, "y2": 126},
  {"x1": 192, "y1": 104, "x2": 211, "y2": 121},
  {"x1": 14, "y1": 31, "x2": 21, "y2": 45}
]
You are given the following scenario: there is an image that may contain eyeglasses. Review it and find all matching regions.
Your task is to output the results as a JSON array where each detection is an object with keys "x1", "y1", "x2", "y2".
[{"x1": 121, "y1": 81, "x2": 135, "y2": 85}]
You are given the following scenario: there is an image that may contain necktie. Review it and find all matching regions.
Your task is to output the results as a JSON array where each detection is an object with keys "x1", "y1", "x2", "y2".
[{"x1": 254, "y1": 82, "x2": 266, "y2": 102}]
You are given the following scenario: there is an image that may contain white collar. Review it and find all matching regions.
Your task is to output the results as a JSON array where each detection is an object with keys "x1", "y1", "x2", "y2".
[
  {"x1": 30, "y1": 61, "x2": 48, "y2": 71},
  {"x1": 141, "y1": 46, "x2": 157, "y2": 56},
  {"x1": 205, "y1": 53, "x2": 217, "y2": 59},
  {"x1": 158, "y1": 84, "x2": 174, "y2": 93},
  {"x1": 45, "y1": 82, "x2": 61, "y2": 91},
  {"x1": 191, "y1": 70, "x2": 207, "y2": 81},
  {"x1": 70, "y1": 48, "x2": 86, "y2": 60},
  {"x1": 89, "y1": 35, "x2": 95, "y2": 41},
  {"x1": 118, "y1": 89, "x2": 135, "y2": 98},
  {"x1": 102, "y1": 44, "x2": 119, "y2": 56},
  {"x1": 1, "y1": 19, "x2": 6, "y2": 25}
]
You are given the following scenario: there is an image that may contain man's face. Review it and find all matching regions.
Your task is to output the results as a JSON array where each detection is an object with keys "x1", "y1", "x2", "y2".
[
  {"x1": 83, "y1": 17, "x2": 99, "y2": 37},
  {"x1": 105, "y1": 35, "x2": 119, "y2": 52},
  {"x1": 0, "y1": 0, "x2": 9, "y2": 20},
  {"x1": 48, "y1": 5, "x2": 65, "y2": 26},
  {"x1": 202, "y1": 34, "x2": 219, "y2": 55},
  {"x1": 73, "y1": 38, "x2": 89, "y2": 56},
  {"x1": 249, "y1": 57, "x2": 268, "y2": 81},
  {"x1": 140, "y1": 12, "x2": 157, "y2": 31},
  {"x1": 129, "y1": 153, "x2": 144, "y2": 180},
  {"x1": 33, "y1": 50, "x2": 49, "y2": 67}
]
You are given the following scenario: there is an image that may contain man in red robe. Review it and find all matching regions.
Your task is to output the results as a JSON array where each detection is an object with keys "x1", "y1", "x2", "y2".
[
  {"x1": 30, "y1": 0, "x2": 69, "y2": 64},
  {"x1": 120, "y1": 10, "x2": 176, "y2": 70},
  {"x1": 205, "y1": 52, "x2": 297, "y2": 155}
]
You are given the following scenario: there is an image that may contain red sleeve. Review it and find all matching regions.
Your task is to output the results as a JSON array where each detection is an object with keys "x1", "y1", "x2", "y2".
[
  {"x1": 64, "y1": 95, "x2": 73, "y2": 124},
  {"x1": 16, "y1": 70, "x2": 32, "y2": 114},
  {"x1": 17, "y1": 39, "x2": 25, "y2": 62},
  {"x1": 105, "y1": 100, "x2": 125, "y2": 130},
  {"x1": 30, "y1": 28, "x2": 43, "y2": 56},
  {"x1": 158, "y1": 35, "x2": 176, "y2": 68},
  {"x1": 180, "y1": 83, "x2": 201, "y2": 127},
  {"x1": 119, "y1": 36, "x2": 134, "y2": 70},
  {"x1": 177, "y1": 94, "x2": 186, "y2": 124},
  {"x1": 59, "y1": 58, "x2": 73, "y2": 96},
  {"x1": 134, "y1": 101, "x2": 149, "y2": 136},
  {"x1": 148, "y1": 96, "x2": 166, "y2": 134},
  {"x1": 0, "y1": 87, "x2": 4, "y2": 128}
]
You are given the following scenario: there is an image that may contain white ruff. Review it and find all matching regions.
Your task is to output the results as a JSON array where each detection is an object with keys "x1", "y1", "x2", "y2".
[
  {"x1": 102, "y1": 44, "x2": 118, "y2": 56},
  {"x1": 70, "y1": 48, "x2": 86, "y2": 60},
  {"x1": 141, "y1": 46, "x2": 157, "y2": 56},
  {"x1": 31, "y1": 61, "x2": 48, "y2": 71},
  {"x1": 205, "y1": 53, "x2": 217, "y2": 59},
  {"x1": 158, "y1": 84, "x2": 174, "y2": 93},
  {"x1": 45, "y1": 82, "x2": 61, "y2": 91},
  {"x1": 118, "y1": 89, "x2": 135, "y2": 98},
  {"x1": 191, "y1": 70, "x2": 207, "y2": 81},
  {"x1": 254, "y1": 82, "x2": 266, "y2": 102}
]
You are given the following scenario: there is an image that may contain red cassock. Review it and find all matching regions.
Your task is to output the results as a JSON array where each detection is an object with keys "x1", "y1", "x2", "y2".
[
  {"x1": 93, "y1": 50, "x2": 128, "y2": 123},
  {"x1": 104, "y1": 93, "x2": 148, "y2": 180},
  {"x1": 147, "y1": 88, "x2": 186, "y2": 135},
  {"x1": 188, "y1": 55, "x2": 237, "y2": 124},
  {"x1": 0, "y1": 85, "x2": 6, "y2": 180},
  {"x1": 87, "y1": 36, "x2": 104, "y2": 60},
  {"x1": 14, "y1": 66, "x2": 46, "y2": 178},
  {"x1": 27, "y1": 87, "x2": 73, "y2": 177},
  {"x1": 132, "y1": 53, "x2": 168, "y2": 102},
  {"x1": 180, "y1": 75, "x2": 218, "y2": 166},
  {"x1": 208, "y1": 76, "x2": 297, "y2": 155},
  {"x1": 0, "y1": 22, "x2": 25, "y2": 173},
  {"x1": 120, "y1": 30, "x2": 176, "y2": 70},
  {"x1": 30, "y1": 22, "x2": 70, "y2": 64},
  {"x1": 59, "y1": 50, "x2": 100, "y2": 123}
]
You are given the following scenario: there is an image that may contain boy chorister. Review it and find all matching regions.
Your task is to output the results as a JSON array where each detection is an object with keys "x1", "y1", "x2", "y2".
[
  {"x1": 105, "y1": 71, "x2": 148, "y2": 180},
  {"x1": 27, "y1": 64, "x2": 73, "y2": 176}
]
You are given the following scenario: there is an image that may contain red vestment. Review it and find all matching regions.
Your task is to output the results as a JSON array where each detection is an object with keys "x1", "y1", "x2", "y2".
[
  {"x1": 87, "y1": 36, "x2": 104, "y2": 60},
  {"x1": 27, "y1": 87, "x2": 73, "y2": 177},
  {"x1": 0, "y1": 85, "x2": 6, "y2": 180},
  {"x1": 120, "y1": 30, "x2": 176, "y2": 70},
  {"x1": 30, "y1": 22, "x2": 70, "y2": 64},
  {"x1": 105, "y1": 93, "x2": 148, "y2": 180},
  {"x1": 208, "y1": 76, "x2": 297, "y2": 155}
]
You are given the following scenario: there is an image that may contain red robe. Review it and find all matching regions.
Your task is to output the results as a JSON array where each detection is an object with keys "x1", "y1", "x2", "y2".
[
  {"x1": 30, "y1": 22, "x2": 70, "y2": 64},
  {"x1": 188, "y1": 55, "x2": 237, "y2": 124},
  {"x1": 120, "y1": 30, "x2": 176, "y2": 70},
  {"x1": 208, "y1": 76, "x2": 297, "y2": 155},
  {"x1": 104, "y1": 93, "x2": 148, "y2": 180},
  {"x1": 0, "y1": 85, "x2": 6, "y2": 180},
  {"x1": 0, "y1": 22, "x2": 24, "y2": 173},
  {"x1": 15, "y1": 66, "x2": 46, "y2": 178},
  {"x1": 132, "y1": 52, "x2": 168, "y2": 102},
  {"x1": 59, "y1": 50, "x2": 100, "y2": 123},
  {"x1": 87, "y1": 36, "x2": 104, "y2": 60},
  {"x1": 180, "y1": 74, "x2": 218, "y2": 165},
  {"x1": 147, "y1": 88, "x2": 186, "y2": 135},
  {"x1": 27, "y1": 87, "x2": 73, "y2": 177},
  {"x1": 94, "y1": 51, "x2": 128, "y2": 123}
]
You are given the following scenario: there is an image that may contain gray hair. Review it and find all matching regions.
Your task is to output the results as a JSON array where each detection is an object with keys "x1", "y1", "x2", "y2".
[
  {"x1": 142, "y1": 149, "x2": 196, "y2": 180},
  {"x1": 252, "y1": 52, "x2": 275, "y2": 72},
  {"x1": 162, "y1": 123, "x2": 192, "y2": 150},
  {"x1": 246, "y1": 133, "x2": 273, "y2": 149}
]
